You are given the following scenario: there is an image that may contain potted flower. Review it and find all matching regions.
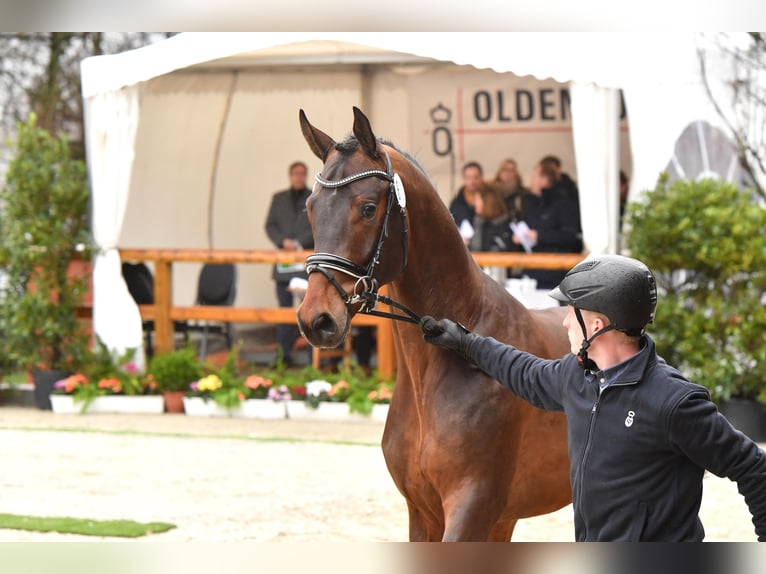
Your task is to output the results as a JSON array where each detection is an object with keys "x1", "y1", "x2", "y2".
[
  {"x1": 292, "y1": 362, "x2": 393, "y2": 419},
  {"x1": 184, "y1": 346, "x2": 253, "y2": 416},
  {"x1": 50, "y1": 339, "x2": 161, "y2": 414},
  {"x1": 148, "y1": 345, "x2": 202, "y2": 413},
  {"x1": 304, "y1": 379, "x2": 333, "y2": 409},
  {"x1": 625, "y1": 175, "x2": 766, "y2": 440},
  {"x1": 0, "y1": 114, "x2": 91, "y2": 409}
]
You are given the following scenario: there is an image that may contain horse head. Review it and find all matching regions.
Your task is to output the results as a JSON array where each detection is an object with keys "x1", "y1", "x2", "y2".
[{"x1": 297, "y1": 107, "x2": 410, "y2": 349}]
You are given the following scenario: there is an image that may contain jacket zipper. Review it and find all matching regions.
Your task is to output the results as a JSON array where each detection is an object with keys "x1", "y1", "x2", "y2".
[
  {"x1": 574, "y1": 378, "x2": 639, "y2": 539},
  {"x1": 575, "y1": 384, "x2": 602, "y2": 538}
]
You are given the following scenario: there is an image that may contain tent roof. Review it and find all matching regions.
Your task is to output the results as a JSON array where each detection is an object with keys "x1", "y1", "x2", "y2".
[{"x1": 82, "y1": 32, "x2": 701, "y2": 98}]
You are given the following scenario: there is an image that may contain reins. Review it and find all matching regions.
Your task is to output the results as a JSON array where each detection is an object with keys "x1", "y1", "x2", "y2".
[{"x1": 306, "y1": 150, "x2": 421, "y2": 325}]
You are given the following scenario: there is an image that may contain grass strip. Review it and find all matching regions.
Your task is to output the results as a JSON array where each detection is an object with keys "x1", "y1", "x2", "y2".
[{"x1": 0, "y1": 513, "x2": 175, "y2": 537}]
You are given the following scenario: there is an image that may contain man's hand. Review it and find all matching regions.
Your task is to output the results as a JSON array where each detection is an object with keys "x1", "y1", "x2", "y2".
[{"x1": 420, "y1": 316, "x2": 477, "y2": 357}]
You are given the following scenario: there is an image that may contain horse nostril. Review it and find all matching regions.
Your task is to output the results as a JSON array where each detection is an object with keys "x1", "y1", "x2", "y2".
[{"x1": 312, "y1": 313, "x2": 338, "y2": 338}]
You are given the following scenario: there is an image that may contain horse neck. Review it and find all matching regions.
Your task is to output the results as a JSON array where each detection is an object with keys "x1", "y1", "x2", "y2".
[{"x1": 388, "y1": 183, "x2": 488, "y2": 324}]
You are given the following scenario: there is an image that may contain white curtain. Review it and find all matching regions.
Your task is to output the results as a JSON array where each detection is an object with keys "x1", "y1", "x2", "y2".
[
  {"x1": 570, "y1": 83, "x2": 621, "y2": 256},
  {"x1": 83, "y1": 85, "x2": 144, "y2": 367}
]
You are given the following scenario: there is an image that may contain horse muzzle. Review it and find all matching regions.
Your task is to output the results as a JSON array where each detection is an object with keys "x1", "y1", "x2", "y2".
[{"x1": 296, "y1": 281, "x2": 352, "y2": 349}]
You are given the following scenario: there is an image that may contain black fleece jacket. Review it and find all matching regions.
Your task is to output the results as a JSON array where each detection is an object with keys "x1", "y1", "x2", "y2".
[{"x1": 466, "y1": 333, "x2": 766, "y2": 541}]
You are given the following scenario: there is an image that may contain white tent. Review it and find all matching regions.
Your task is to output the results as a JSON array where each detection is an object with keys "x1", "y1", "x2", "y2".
[{"x1": 80, "y1": 32, "x2": 732, "y2": 357}]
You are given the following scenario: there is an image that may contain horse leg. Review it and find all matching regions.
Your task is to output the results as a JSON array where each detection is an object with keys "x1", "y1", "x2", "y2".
[
  {"x1": 489, "y1": 518, "x2": 517, "y2": 541},
  {"x1": 406, "y1": 500, "x2": 444, "y2": 542},
  {"x1": 441, "y1": 487, "x2": 506, "y2": 541}
]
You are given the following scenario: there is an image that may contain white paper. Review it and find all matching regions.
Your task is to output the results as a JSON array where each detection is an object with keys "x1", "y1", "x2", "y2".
[
  {"x1": 287, "y1": 277, "x2": 309, "y2": 292},
  {"x1": 459, "y1": 219, "x2": 475, "y2": 240},
  {"x1": 510, "y1": 220, "x2": 535, "y2": 253}
]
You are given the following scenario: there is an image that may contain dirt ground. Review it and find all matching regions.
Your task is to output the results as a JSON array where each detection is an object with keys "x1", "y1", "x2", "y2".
[{"x1": 0, "y1": 406, "x2": 759, "y2": 542}]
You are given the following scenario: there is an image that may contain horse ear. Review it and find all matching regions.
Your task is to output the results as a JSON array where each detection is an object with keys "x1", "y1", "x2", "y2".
[
  {"x1": 299, "y1": 109, "x2": 336, "y2": 161},
  {"x1": 352, "y1": 106, "x2": 378, "y2": 159}
]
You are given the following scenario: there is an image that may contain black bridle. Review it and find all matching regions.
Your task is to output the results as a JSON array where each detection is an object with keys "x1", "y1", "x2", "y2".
[{"x1": 305, "y1": 150, "x2": 420, "y2": 324}]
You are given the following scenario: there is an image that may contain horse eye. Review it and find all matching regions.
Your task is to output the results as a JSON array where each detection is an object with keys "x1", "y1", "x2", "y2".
[{"x1": 360, "y1": 203, "x2": 377, "y2": 219}]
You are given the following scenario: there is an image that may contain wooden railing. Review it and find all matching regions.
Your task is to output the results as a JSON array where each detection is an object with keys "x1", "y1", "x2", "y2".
[{"x1": 117, "y1": 248, "x2": 586, "y2": 377}]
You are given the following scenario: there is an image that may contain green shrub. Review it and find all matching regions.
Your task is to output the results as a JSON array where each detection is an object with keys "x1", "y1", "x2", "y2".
[
  {"x1": 0, "y1": 114, "x2": 91, "y2": 373},
  {"x1": 148, "y1": 346, "x2": 202, "y2": 392},
  {"x1": 625, "y1": 176, "x2": 766, "y2": 405}
]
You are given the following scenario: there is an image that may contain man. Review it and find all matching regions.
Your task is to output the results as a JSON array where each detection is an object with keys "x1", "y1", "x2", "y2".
[
  {"x1": 540, "y1": 154, "x2": 579, "y2": 205},
  {"x1": 513, "y1": 162, "x2": 583, "y2": 289},
  {"x1": 420, "y1": 254, "x2": 766, "y2": 541},
  {"x1": 264, "y1": 161, "x2": 314, "y2": 365},
  {"x1": 449, "y1": 161, "x2": 485, "y2": 245}
]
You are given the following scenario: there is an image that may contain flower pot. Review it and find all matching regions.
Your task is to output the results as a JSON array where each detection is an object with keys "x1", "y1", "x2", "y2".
[
  {"x1": 163, "y1": 390, "x2": 186, "y2": 414},
  {"x1": 32, "y1": 369, "x2": 69, "y2": 410},
  {"x1": 51, "y1": 395, "x2": 165, "y2": 414},
  {"x1": 301, "y1": 401, "x2": 350, "y2": 421},
  {"x1": 182, "y1": 396, "x2": 220, "y2": 417},
  {"x1": 182, "y1": 396, "x2": 389, "y2": 422},
  {"x1": 719, "y1": 398, "x2": 766, "y2": 443},
  {"x1": 236, "y1": 399, "x2": 291, "y2": 419}
]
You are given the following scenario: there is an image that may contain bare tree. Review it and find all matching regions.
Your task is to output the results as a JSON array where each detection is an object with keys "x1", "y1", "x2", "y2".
[
  {"x1": 698, "y1": 32, "x2": 766, "y2": 199},
  {"x1": 0, "y1": 33, "x2": 172, "y2": 156}
]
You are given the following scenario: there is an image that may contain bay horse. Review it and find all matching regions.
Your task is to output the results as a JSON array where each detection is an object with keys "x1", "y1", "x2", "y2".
[{"x1": 296, "y1": 107, "x2": 572, "y2": 541}]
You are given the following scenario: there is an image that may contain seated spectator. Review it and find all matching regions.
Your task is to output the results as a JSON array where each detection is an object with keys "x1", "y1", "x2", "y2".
[
  {"x1": 469, "y1": 184, "x2": 514, "y2": 253},
  {"x1": 491, "y1": 158, "x2": 525, "y2": 220},
  {"x1": 449, "y1": 161, "x2": 485, "y2": 245},
  {"x1": 512, "y1": 162, "x2": 583, "y2": 290}
]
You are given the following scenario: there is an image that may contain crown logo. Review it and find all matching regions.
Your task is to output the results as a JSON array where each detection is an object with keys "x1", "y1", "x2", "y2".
[{"x1": 430, "y1": 103, "x2": 451, "y2": 124}]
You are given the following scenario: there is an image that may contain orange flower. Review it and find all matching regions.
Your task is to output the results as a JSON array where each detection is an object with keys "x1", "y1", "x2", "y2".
[
  {"x1": 329, "y1": 380, "x2": 349, "y2": 396},
  {"x1": 368, "y1": 386, "x2": 393, "y2": 402},
  {"x1": 64, "y1": 373, "x2": 88, "y2": 393},
  {"x1": 98, "y1": 378, "x2": 122, "y2": 393},
  {"x1": 245, "y1": 375, "x2": 272, "y2": 389},
  {"x1": 144, "y1": 373, "x2": 158, "y2": 390}
]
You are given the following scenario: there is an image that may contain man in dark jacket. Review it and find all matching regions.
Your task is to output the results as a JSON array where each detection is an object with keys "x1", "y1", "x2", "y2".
[
  {"x1": 420, "y1": 254, "x2": 766, "y2": 541},
  {"x1": 449, "y1": 161, "x2": 485, "y2": 245},
  {"x1": 513, "y1": 162, "x2": 583, "y2": 289},
  {"x1": 264, "y1": 161, "x2": 314, "y2": 365}
]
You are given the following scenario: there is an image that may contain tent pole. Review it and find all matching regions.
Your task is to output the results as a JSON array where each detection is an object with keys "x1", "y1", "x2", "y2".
[{"x1": 607, "y1": 88, "x2": 621, "y2": 255}]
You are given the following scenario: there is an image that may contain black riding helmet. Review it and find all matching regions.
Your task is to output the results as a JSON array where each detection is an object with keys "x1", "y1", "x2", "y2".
[
  {"x1": 549, "y1": 254, "x2": 657, "y2": 333},
  {"x1": 549, "y1": 254, "x2": 657, "y2": 368}
]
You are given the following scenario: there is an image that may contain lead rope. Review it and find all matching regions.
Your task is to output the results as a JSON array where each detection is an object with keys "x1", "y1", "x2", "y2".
[{"x1": 358, "y1": 291, "x2": 421, "y2": 324}]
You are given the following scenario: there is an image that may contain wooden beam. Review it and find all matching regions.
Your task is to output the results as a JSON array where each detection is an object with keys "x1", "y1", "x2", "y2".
[
  {"x1": 470, "y1": 252, "x2": 586, "y2": 269},
  {"x1": 119, "y1": 248, "x2": 586, "y2": 270},
  {"x1": 164, "y1": 306, "x2": 387, "y2": 326},
  {"x1": 118, "y1": 247, "x2": 587, "y2": 380},
  {"x1": 119, "y1": 248, "x2": 310, "y2": 265},
  {"x1": 153, "y1": 259, "x2": 173, "y2": 354}
]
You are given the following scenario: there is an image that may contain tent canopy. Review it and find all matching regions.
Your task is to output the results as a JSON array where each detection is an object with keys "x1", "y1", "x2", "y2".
[{"x1": 80, "y1": 32, "x2": 725, "y2": 357}]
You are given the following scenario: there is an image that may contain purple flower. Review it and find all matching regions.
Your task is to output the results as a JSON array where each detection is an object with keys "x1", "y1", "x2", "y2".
[
  {"x1": 268, "y1": 385, "x2": 291, "y2": 402},
  {"x1": 190, "y1": 382, "x2": 199, "y2": 392}
]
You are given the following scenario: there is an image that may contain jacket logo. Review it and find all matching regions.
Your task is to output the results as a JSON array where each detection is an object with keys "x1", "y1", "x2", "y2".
[{"x1": 624, "y1": 410, "x2": 635, "y2": 428}]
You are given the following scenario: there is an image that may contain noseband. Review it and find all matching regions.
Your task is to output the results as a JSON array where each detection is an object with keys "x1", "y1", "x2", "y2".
[{"x1": 305, "y1": 150, "x2": 420, "y2": 324}]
